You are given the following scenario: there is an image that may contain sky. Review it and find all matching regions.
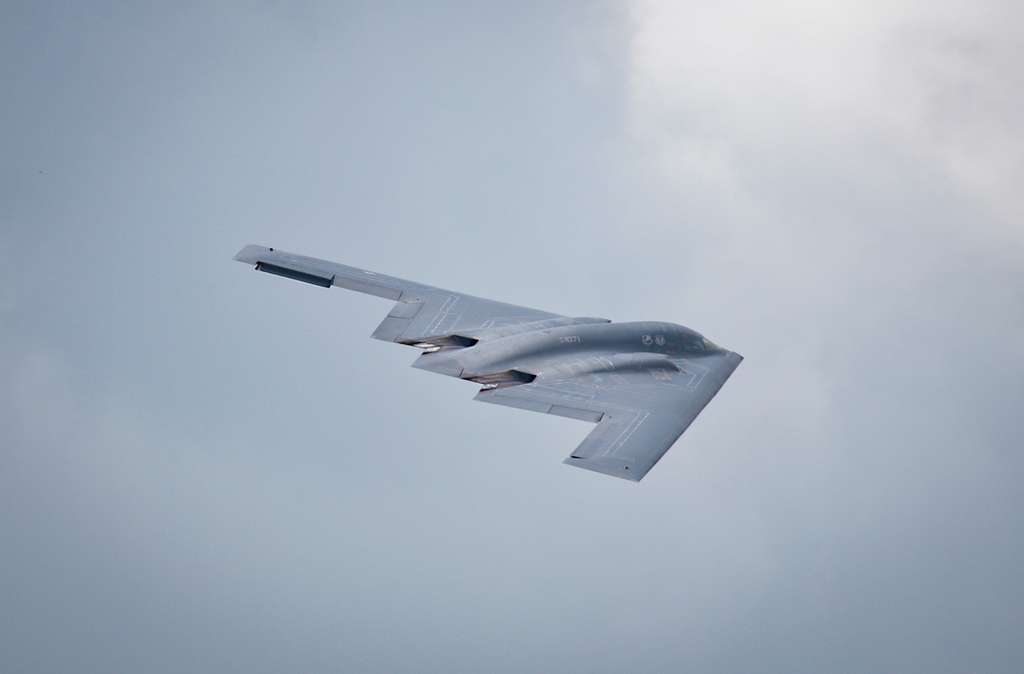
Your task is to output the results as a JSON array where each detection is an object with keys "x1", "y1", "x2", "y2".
[{"x1": 2, "y1": 2, "x2": 1022, "y2": 672}]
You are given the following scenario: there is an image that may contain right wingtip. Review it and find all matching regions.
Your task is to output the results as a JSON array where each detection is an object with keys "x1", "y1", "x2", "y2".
[{"x1": 563, "y1": 456, "x2": 645, "y2": 482}]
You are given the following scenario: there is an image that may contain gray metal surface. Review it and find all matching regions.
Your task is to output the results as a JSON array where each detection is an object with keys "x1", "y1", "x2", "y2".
[{"x1": 234, "y1": 245, "x2": 743, "y2": 482}]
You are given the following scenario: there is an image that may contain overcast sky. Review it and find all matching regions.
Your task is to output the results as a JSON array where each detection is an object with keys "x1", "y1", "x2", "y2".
[{"x1": 2, "y1": 2, "x2": 1022, "y2": 672}]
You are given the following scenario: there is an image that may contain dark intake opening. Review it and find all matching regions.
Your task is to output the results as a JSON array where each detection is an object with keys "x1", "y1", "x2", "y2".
[{"x1": 466, "y1": 370, "x2": 536, "y2": 389}]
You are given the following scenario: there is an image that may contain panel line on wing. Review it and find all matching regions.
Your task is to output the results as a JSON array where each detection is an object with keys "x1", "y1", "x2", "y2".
[{"x1": 610, "y1": 410, "x2": 650, "y2": 456}]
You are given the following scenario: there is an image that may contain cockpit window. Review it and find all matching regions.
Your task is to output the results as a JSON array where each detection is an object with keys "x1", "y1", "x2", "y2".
[
  {"x1": 681, "y1": 336, "x2": 704, "y2": 351},
  {"x1": 701, "y1": 337, "x2": 719, "y2": 351}
]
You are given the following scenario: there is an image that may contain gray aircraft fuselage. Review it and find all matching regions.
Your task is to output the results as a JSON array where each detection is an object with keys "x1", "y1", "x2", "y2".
[{"x1": 414, "y1": 320, "x2": 720, "y2": 387}]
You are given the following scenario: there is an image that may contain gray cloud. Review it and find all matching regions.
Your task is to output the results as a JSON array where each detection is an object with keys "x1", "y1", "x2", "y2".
[{"x1": 2, "y1": 2, "x2": 1021, "y2": 673}]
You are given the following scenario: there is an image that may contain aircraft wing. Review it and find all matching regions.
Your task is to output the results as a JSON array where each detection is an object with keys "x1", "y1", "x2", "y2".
[
  {"x1": 474, "y1": 350, "x2": 743, "y2": 481},
  {"x1": 234, "y1": 245, "x2": 564, "y2": 344}
]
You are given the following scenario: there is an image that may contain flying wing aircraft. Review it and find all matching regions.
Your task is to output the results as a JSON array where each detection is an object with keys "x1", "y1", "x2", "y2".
[{"x1": 234, "y1": 245, "x2": 742, "y2": 481}]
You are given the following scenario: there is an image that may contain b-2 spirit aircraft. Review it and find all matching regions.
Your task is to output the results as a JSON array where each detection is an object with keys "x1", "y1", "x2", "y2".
[{"x1": 235, "y1": 245, "x2": 742, "y2": 481}]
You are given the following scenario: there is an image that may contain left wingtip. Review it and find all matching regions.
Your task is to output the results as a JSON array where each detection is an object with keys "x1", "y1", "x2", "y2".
[{"x1": 234, "y1": 244, "x2": 272, "y2": 264}]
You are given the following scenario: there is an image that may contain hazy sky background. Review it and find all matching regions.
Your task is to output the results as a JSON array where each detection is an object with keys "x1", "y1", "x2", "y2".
[{"x1": 2, "y1": 2, "x2": 1022, "y2": 672}]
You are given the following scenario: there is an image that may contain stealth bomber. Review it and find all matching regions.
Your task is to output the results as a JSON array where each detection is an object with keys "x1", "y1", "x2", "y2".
[{"x1": 234, "y1": 245, "x2": 742, "y2": 481}]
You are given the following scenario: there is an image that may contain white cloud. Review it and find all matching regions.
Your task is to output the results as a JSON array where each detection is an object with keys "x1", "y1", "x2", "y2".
[{"x1": 627, "y1": 0, "x2": 1024, "y2": 228}]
